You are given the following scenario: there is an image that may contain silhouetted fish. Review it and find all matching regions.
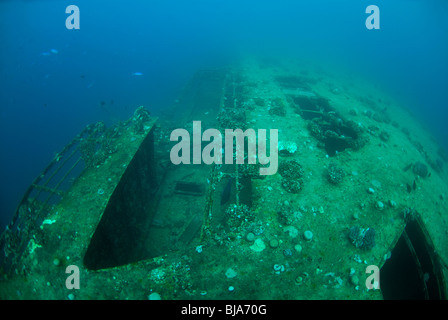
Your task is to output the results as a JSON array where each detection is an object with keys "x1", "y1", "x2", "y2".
[{"x1": 221, "y1": 177, "x2": 234, "y2": 205}]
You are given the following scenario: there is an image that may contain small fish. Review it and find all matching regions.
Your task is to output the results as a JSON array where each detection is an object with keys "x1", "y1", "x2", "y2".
[
  {"x1": 221, "y1": 177, "x2": 234, "y2": 205},
  {"x1": 407, "y1": 183, "x2": 412, "y2": 193},
  {"x1": 413, "y1": 180, "x2": 417, "y2": 190},
  {"x1": 41, "y1": 52, "x2": 51, "y2": 56},
  {"x1": 50, "y1": 49, "x2": 59, "y2": 54},
  {"x1": 132, "y1": 72, "x2": 143, "y2": 76}
]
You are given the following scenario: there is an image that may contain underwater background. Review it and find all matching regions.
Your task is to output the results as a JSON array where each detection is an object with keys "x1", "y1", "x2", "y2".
[{"x1": 0, "y1": 0, "x2": 447, "y2": 230}]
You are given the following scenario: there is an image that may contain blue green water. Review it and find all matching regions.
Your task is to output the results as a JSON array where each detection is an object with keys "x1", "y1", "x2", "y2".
[{"x1": 1, "y1": 0, "x2": 447, "y2": 229}]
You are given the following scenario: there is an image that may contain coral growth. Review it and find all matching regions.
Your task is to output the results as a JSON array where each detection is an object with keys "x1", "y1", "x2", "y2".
[
  {"x1": 278, "y1": 160, "x2": 305, "y2": 193},
  {"x1": 327, "y1": 163, "x2": 345, "y2": 184},
  {"x1": 217, "y1": 108, "x2": 247, "y2": 130},
  {"x1": 225, "y1": 203, "x2": 254, "y2": 230},
  {"x1": 348, "y1": 226, "x2": 376, "y2": 250},
  {"x1": 80, "y1": 122, "x2": 118, "y2": 168}
]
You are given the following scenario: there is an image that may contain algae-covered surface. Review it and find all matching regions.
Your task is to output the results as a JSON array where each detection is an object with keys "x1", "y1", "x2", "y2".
[{"x1": 1, "y1": 59, "x2": 447, "y2": 300}]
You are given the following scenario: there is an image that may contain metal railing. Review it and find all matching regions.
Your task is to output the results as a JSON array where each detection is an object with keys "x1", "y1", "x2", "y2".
[{"x1": 0, "y1": 121, "x2": 114, "y2": 277}]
